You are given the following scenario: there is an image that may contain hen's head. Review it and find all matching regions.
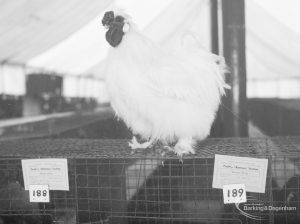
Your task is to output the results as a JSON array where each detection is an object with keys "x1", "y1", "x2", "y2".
[{"x1": 102, "y1": 11, "x2": 130, "y2": 47}]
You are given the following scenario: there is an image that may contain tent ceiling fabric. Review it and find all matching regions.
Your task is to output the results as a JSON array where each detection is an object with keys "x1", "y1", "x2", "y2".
[
  {"x1": 28, "y1": 0, "x2": 175, "y2": 75},
  {"x1": 0, "y1": 0, "x2": 112, "y2": 62},
  {"x1": 0, "y1": 0, "x2": 299, "y2": 82},
  {"x1": 246, "y1": 0, "x2": 300, "y2": 80}
]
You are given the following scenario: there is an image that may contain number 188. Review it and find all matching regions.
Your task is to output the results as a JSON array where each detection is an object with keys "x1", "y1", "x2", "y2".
[{"x1": 33, "y1": 190, "x2": 47, "y2": 197}]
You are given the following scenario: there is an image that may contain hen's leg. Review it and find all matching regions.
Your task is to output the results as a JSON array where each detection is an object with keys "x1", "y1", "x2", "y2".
[
  {"x1": 129, "y1": 136, "x2": 154, "y2": 150},
  {"x1": 173, "y1": 138, "x2": 195, "y2": 158}
]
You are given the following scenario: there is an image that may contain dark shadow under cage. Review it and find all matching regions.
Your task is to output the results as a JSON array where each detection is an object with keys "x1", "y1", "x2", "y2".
[{"x1": 0, "y1": 138, "x2": 299, "y2": 224}]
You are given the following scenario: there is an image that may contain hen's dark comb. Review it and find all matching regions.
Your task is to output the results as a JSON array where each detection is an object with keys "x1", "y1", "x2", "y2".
[{"x1": 102, "y1": 11, "x2": 114, "y2": 27}]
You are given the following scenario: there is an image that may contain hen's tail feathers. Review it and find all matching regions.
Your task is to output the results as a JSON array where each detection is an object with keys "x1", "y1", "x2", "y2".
[
  {"x1": 213, "y1": 54, "x2": 231, "y2": 95},
  {"x1": 179, "y1": 30, "x2": 231, "y2": 96}
]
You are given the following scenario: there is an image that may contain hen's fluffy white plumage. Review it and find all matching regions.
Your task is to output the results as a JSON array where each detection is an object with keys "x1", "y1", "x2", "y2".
[{"x1": 104, "y1": 15, "x2": 228, "y2": 156}]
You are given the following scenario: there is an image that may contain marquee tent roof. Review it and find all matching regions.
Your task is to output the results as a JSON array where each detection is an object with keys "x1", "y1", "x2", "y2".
[
  {"x1": 0, "y1": 0, "x2": 111, "y2": 63},
  {"x1": 0, "y1": 0, "x2": 300, "y2": 98}
]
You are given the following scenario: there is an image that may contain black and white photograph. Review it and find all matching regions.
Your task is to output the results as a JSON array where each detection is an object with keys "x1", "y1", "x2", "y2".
[{"x1": 0, "y1": 0, "x2": 300, "y2": 223}]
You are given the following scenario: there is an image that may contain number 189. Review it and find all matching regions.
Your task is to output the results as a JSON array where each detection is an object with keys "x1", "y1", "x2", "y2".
[{"x1": 228, "y1": 188, "x2": 244, "y2": 197}]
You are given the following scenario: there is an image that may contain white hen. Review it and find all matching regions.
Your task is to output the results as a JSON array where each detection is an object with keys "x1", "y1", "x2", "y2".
[{"x1": 102, "y1": 11, "x2": 228, "y2": 157}]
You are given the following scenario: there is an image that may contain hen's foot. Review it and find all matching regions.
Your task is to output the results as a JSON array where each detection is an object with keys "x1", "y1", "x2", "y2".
[
  {"x1": 173, "y1": 138, "x2": 195, "y2": 162},
  {"x1": 129, "y1": 136, "x2": 153, "y2": 154}
]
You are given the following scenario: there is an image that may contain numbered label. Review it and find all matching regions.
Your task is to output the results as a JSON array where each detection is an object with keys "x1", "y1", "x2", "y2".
[
  {"x1": 223, "y1": 184, "x2": 246, "y2": 204},
  {"x1": 29, "y1": 185, "x2": 50, "y2": 203}
]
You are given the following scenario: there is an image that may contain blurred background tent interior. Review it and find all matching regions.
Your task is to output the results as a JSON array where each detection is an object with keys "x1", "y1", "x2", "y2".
[
  {"x1": 0, "y1": 0, "x2": 300, "y2": 138},
  {"x1": 1, "y1": 1, "x2": 300, "y2": 224}
]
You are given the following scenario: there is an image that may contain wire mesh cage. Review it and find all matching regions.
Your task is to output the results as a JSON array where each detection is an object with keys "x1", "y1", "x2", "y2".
[{"x1": 0, "y1": 137, "x2": 299, "y2": 224}]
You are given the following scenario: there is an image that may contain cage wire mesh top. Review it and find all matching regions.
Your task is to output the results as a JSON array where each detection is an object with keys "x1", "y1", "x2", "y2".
[{"x1": 0, "y1": 137, "x2": 298, "y2": 159}]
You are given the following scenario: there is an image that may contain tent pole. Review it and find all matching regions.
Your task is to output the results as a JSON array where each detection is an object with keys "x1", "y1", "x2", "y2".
[
  {"x1": 211, "y1": 0, "x2": 219, "y2": 54},
  {"x1": 221, "y1": 0, "x2": 248, "y2": 137},
  {"x1": 209, "y1": 0, "x2": 224, "y2": 137}
]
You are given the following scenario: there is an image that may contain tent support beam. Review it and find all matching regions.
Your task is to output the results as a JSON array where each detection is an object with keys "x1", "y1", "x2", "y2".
[
  {"x1": 211, "y1": 0, "x2": 219, "y2": 54},
  {"x1": 221, "y1": 0, "x2": 248, "y2": 137}
]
